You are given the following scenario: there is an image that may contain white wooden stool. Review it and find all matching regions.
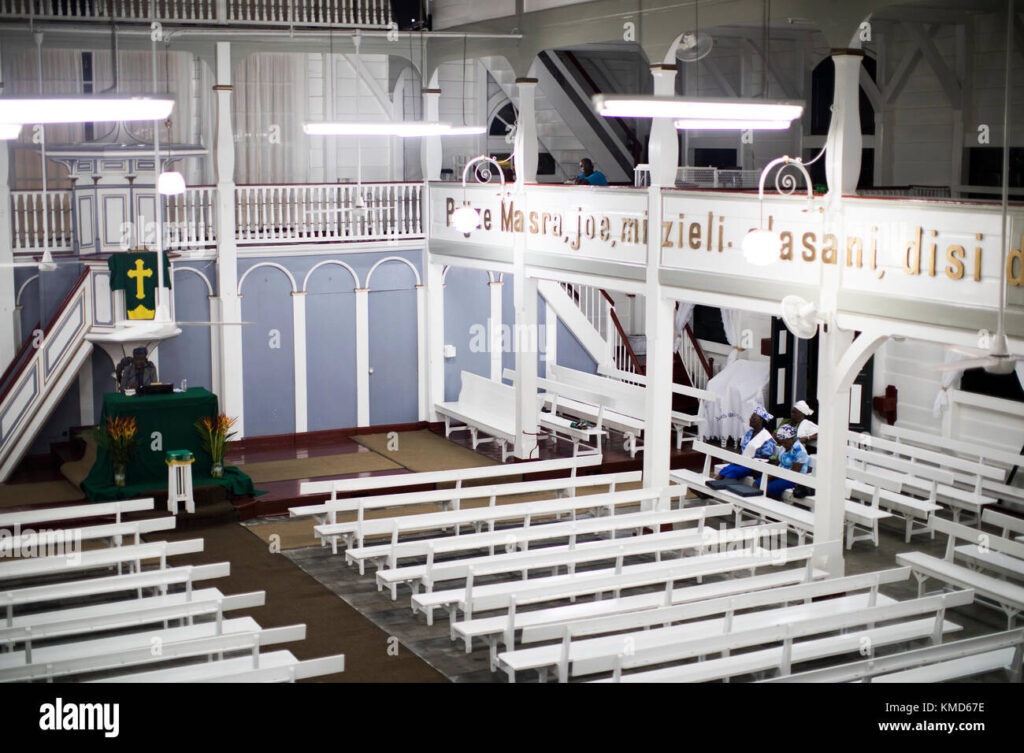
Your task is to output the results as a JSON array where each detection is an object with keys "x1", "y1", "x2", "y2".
[{"x1": 166, "y1": 450, "x2": 195, "y2": 515}]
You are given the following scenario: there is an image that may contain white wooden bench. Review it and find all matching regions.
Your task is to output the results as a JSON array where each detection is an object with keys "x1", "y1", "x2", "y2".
[
  {"x1": 291, "y1": 469, "x2": 641, "y2": 558},
  {"x1": 387, "y1": 522, "x2": 786, "y2": 610},
  {"x1": 897, "y1": 515, "x2": 1024, "y2": 629},
  {"x1": 315, "y1": 485, "x2": 679, "y2": 554},
  {"x1": 347, "y1": 503, "x2": 727, "y2": 575},
  {"x1": 545, "y1": 365, "x2": 647, "y2": 456},
  {"x1": 981, "y1": 507, "x2": 1024, "y2": 540},
  {"x1": 849, "y1": 433, "x2": 1000, "y2": 524},
  {"x1": 1, "y1": 563, "x2": 230, "y2": 625},
  {"x1": 0, "y1": 538, "x2": 205, "y2": 583},
  {"x1": 587, "y1": 590, "x2": 969, "y2": 683},
  {"x1": 0, "y1": 618, "x2": 306, "y2": 682},
  {"x1": 454, "y1": 565, "x2": 826, "y2": 671},
  {"x1": 297, "y1": 453, "x2": 602, "y2": 510},
  {"x1": 436, "y1": 371, "x2": 536, "y2": 461},
  {"x1": 91, "y1": 651, "x2": 346, "y2": 684},
  {"x1": 845, "y1": 465, "x2": 940, "y2": 542},
  {"x1": 496, "y1": 566, "x2": 916, "y2": 682},
  {"x1": 0, "y1": 590, "x2": 266, "y2": 662},
  {"x1": 0, "y1": 497, "x2": 155, "y2": 530},
  {"x1": 0, "y1": 516, "x2": 176, "y2": 556},
  {"x1": 412, "y1": 540, "x2": 820, "y2": 628},
  {"x1": 762, "y1": 628, "x2": 1024, "y2": 683},
  {"x1": 372, "y1": 503, "x2": 733, "y2": 597}
]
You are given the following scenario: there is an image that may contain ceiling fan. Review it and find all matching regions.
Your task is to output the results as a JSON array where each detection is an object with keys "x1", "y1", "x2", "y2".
[
  {"x1": 677, "y1": 30, "x2": 713, "y2": 63},
  {"x1": 936, "y1": 0, "x2": 1020, "y2": 378},
  {"x1": 780, "y1": 294, "x2": 826, "y2": 339}
]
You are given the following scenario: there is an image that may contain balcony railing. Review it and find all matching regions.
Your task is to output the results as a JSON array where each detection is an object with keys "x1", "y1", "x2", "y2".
[
  {"x1": 10, "y1": 182, "x2": 425, "y2": 254},
  {"x1": 0, "y1": 0, "x2": 392, "y2": 27},
  {"x1": 634, "y1": 165, "x2": 763, "y2": 189}
]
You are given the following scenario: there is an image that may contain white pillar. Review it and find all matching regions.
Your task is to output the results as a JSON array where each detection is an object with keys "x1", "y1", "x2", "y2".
[
  {"x1": 416, "y1": 284, "x2": 428, "y2": 420},
  {"x1": 647, "y1": 66, "x2": 679, "y2": 188},
  {"x1": 513, "y1": 274, "x2": 539, "y2": 459},
  {"x1": 355, "y1": 287, "x2": 370, "y2": 426},
  {"x1": 420, "y1": 88, "x2": 443, "y2": 181},
  {"x1": 642, "y1": 185, "x2": 674, "y2": 504},
  {"x1": 489, "y1": 279, "x2": 503, "y2": 380},
  {"x1": 0, "y1": 142, "x2": 16, "y2": 367},
  {"x1": 513, "y1": 78, "x2": 539, "y2": 185},
  {"x1": 425, "y1": 258, "x2": 445, "y2": 419},
  {"x1": 825, "y1": 50, "x2": 864, "y2": 197},
  {"x1": 292, "y1": 291, "x2": 307, "y2": 434},
  {"x1": 213, "y1": 41, "x2": 244, "y2": 431}
]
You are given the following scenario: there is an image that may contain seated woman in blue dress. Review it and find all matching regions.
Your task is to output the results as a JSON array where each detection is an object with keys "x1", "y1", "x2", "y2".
[
  {"x1": 714, "y1": 406, "x2": 776, "y2": 481},
  {"x1": 766, "y1": 423, "x2": 811, "y2": 499}
]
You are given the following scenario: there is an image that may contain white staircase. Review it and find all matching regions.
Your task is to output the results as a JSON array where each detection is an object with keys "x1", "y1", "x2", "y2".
[{"x1": 0, "y1": 270, "x2": 94, "y2": 481}]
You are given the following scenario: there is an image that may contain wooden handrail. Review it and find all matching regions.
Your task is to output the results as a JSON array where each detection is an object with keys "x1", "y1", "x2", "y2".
[
  {"x1": 609, "y1": 306, "x2": 644, "y2": 375},
  {"x1": 683, "y1": 322, "x2": 713, "y2": 380}
]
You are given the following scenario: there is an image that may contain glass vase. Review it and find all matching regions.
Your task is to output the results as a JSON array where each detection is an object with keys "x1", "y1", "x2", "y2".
[
  {"x1": 211, "y1": 461, "x2": 224, "y2": 479},
  {"x1": 113, "y1": 463, "x2": 127, "y2": 487}
]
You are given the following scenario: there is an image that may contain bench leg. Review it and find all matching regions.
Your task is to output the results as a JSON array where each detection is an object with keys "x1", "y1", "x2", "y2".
[
  {"x1": 845, "y1": 522, "x2": 854, "y2": 550},
  {"x1": 912, "y1": 570, "x2": 928, "y2": 599}
]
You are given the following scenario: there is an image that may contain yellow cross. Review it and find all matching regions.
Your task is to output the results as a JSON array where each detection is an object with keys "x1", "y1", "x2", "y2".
[{"x1": 127, "y1": 259, "x2": 153, "y2": 300}]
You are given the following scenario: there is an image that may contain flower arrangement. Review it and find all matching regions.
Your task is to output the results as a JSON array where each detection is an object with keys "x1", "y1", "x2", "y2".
[
  {"x1": 195, "y1": 414, "x2": 237, "y2": 478},
  {"x1": 95, "y1": 416, "x2": 138, "y2": 486}
]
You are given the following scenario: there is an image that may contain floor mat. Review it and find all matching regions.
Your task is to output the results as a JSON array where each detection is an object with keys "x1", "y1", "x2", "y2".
[
  {"x1": 235, "y1": 451, "x2": 401, "y2": 483},
  {"x1": 353, "y1": 430, "x2": 506, "y2": 476},
  {"x1": 0, "y1": 480, "x2": 85, "y2": 509}
]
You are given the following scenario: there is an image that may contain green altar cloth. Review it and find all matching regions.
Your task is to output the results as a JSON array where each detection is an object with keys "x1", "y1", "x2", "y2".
[{"x1": 81, "y1": 387, "x2": 259, "y2": 502}]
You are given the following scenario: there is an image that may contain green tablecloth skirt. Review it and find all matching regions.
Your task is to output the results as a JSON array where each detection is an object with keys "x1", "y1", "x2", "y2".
[{"x1": 81, "y1": 387, "x2": 259, "y2": 502}]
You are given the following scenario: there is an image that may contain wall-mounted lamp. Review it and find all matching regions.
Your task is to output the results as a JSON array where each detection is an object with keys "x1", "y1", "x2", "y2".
[
  {"x1": 157, "y1": 170, "x2": 186, "y2": 196},
  {"x1": 742, "y1": 155, "x2": 814, "y2": 266},
  {"x1": 451, "y1": 155, "x2": 506, "y2": 235}
]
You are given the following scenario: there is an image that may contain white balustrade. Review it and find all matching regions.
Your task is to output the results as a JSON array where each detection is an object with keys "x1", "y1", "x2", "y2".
[
  {"x1": 634, "y1": 165, "x2": 762, "y2": 190},
  {"x1": 0, "y1": 0, "x2": 390, "y2": 26},
  {"x1": 10, "y1": 191, "x2": 74, "y2": 253}
]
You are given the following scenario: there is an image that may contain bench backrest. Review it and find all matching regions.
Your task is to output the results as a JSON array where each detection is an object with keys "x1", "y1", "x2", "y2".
[
  {"x1": 0, "y1": 498, "x2": 155, "y2": 530},
  {"x1": 932, "y1": 514, "x2": 1024, "y2": 562},
  {"x1": 547, "y1": 365, "x2": 645, "y2": 417},
  {"x1": 982, "y1": 508, "x2": 1024, "y2": 538},
  {"x1": 597, "y1": 365, "x2": 721, "y2": 404},
  {"x1": 299, "y1": 453, "x2": 603, "y2": 498},
  {"x1": 458, "y1": 371, "x2": 513, "y2": 409},
  {"x1": 846, "y1": 445, "x2": 956, "y2": 486},
  {"x1": 849, "y1": 431, "x2": 1003, "y2": 481},
  {"x1": 694, "y1": 439, "x2": 816, "y2": 490},
  {"x1": 879, "y1": 423, "x2": 1024, "y2": 471}
]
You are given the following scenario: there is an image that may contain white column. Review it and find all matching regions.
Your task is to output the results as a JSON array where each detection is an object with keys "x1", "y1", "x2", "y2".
[
  {"x1": 213, "y1": 41, "x2": 245, "y2": 431},
  {"x1": 420, "y1": 88, "x2": 443, "y2": 181},
  {"x1": 825, "y1": 50, "x2": 864, "y2": 197},
  {"x1": 513, "y1": 78, "x2": 539, "y2": 185},
  {"x1": 78, "y1": 359, "x2": 94, "y2": 425},
  {"x1": 416, "y1": 284, "x2": 428, "y2": 421},
  {"x1": 355, "y1": 287, "x2": 370, "y2": 426},
  {"x1": 489, "y1": 279, "x2": 503, "y2": 380},
  {"x1": 647, "y1": 66, "x2": 679, "y2": 188},
  {"x1": 642, "y1": 185, "x2": 674, "y2": 504},
  {"x1": 425, "y1": 258, "x2": 445, "y2": 419},
  {"x1": 292, "y1": 291, "x2": 307, "y2": 434},
  {"x1": 513, "y1": 274, "x2": 539, "y2": 459},
  {"x1": 0, "y1": 142, "x2": 16, "y2": 367}
]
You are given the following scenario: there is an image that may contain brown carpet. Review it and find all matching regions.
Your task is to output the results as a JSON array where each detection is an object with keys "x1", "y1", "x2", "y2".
[
  {"x1": 154, "y1": 523, "x2": 445, "y2": 683},
  {"x1": 235, "y1": 451, "x2": 401, "y2": 483},
  {"x1": 353, "y1": 430, "x2": 500, "y2": 473},
  {"x1": 0, "y1": 480, "x2": 84, "y2": 508}
]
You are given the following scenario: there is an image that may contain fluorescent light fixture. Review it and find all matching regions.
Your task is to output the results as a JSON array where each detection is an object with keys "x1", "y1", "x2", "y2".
[
  {"x1": 593, "y1": 94, "x2": 803, "y2": 124},
  {"x1": 304, "y1": 121, "x2": 486, "y2": 137},
  {"x1": 0, "y1": 96, "x2": 174, "y2": 125},
  {"x1": 675, "y1": 119, "x2": 793, "y2": 131},
  {"x1": 0, "y1": 123, "x2": 21, "y2": 139},
  {"x1": 157, "y1": 171, "x2": 186, "y2": 196},
  {"x1": 742, "y1": 229, "x2": 782, "y2": 266}
]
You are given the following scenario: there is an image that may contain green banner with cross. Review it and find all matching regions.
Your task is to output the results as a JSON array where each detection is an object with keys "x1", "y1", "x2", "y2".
[{"x1": 107, "y1": 251, "x2": 172, "y2": 320}]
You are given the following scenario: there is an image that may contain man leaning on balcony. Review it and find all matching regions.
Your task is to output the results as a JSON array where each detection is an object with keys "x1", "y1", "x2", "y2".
[{"x1": 574, "y1": 158, "x2": 608, "y2": 186}]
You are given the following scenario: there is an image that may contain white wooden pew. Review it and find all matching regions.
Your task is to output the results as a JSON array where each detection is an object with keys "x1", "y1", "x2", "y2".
[
  {"x1": 372, "y1": 504, "x2": 734, "y2": 598},
  {"x1": 762, "y1": 628, "x2": 1024, "y2": 683},
  {"x1": 897, "y1": 516, "x2": 1024, "y2": 628},
  {"x1": 495, "y1": 566, "x2": 916, "y2": 682},
  {"x1": 845, "y1": 465, "x2": 940, "y2": 542},
  {"x1": 412, "y1": 540, "x2": 819, "y2": 628},
  {"x1": 0, "y1": 538, "x2": 204, "y2": 582},
  {"x1": 315, "y1": 486, "x2": 679, "y2": 554},
  {"x1": 0, "y1": 619, "x2": 306, "y2": 682},
  {"x1": 0, "y1": 516, "x2": 176, "y2": 556},
  {"x1": 1, "y1": 563, "x2": 229, "y2": 625},
  {"x1": 0, "y1": 497, "x2": 155, "y2": 530},
  {"x1": 388, "y1": 522, "x2": 785, "y2": 609},
  {"x1": 298, "y1": 453, "x2": 602, "y2": 506},
  {"x1": 454, "y1": 566, "x2": 826, "y2": 671},
  {"x1": 347, "y1": 503, "x2": 729, "y2": 575},
  {"x1": 92, "y1": 652, "x2": 346, "y2": 684},
  {"x1": 589, "y1": 591, "x2": 969, "y2": 683},
  {"x1": 291, "y1": 468, "x2": 640, "y2": 531},
  {"x1": 436, "y1": 371, "x2": 534, "y2": 461},
  {"x1": 982, "y1": 508, "x2": 1024, "y2": 540}
]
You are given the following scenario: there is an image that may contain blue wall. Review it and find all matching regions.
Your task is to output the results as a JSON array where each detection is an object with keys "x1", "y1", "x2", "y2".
[
  {"x1": 557, "y1": 319, "x2": 598, "y2": 374},
  {"x1": 443, "y1": 267, "x2": 491, "y2": 401},
  {"x1": 160, "y1": 264, "x2": 215, "y2": 393},
  {"x1": 241, "y1": 264, "x2": 296, "y2": 437},
  {"x1": 305, "y1": 263, "x2": 358, "y2": 431},
  {"x1": 368, "y1": 260, "x2": 419, "y2": 424}
]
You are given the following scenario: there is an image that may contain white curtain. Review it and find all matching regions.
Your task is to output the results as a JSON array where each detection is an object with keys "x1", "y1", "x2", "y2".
[
  {"x1": 673, "y1": 301, "x2": 695, "y2": 356},
  {"x1": 720, "y1": 308, "x2": 744, "y2": 365},
  {"x1": 933, "y1": 351, "x2": 967, "y2": 417}
]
